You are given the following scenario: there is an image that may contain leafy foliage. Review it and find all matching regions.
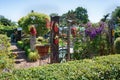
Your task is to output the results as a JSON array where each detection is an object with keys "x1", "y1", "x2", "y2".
[
  {"x1": 114, "y1": 37, "x2": 120, "y2": 54},
  {"x1": 18, "y1": 12, "x2": 50, "y2": 36},
  {"x1": 73, "y1": 22, "x2": 110, "y2": 59},
  {"x1": 75, "y1": 7, "x2": 89, "y2": 23},
  {"x1": 112, "y1": 6, "x2": 120, "y2": 24},
  {"x1": 0, "y1": 15, "x2": 16, "y2": 26},
  {"x1": 0, "y1": 54, "x2": 120, "y2": 80},
  {"x1": 115, "y1": 25, "x2": 120, "y2": 39},
  {"x1": 36, "y1": 36, "x2": 49, "y2": 46},
  {"x1": 60, "y1": 7, "x2": 89, "y2": 26},
  {"x1": 17, "y1": 41, "x2": 24, "y2": 49},
  {"x1": 0, "y1": 24, "x2": 18, "y2": 37},
  {"x1": 0, "y1": 34, "x2": 14, "y2": 72},
  {"x1": 17, "y1": 40, "x2": 39, "y2": 61},
  {"x1": 28, "y1": 51, "x2": 40, "y2": 62},
  {"x1": 0, "y1": 24, "x2": 17, "y2": 30}
]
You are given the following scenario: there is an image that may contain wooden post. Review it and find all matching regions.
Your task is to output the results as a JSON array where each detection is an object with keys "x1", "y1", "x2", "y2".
[
  {"x1": 50, "y1": 16, "x2": 60, "y2": 63},
  {"x1": 67, "y1": 21, "x2": 70, "y2": 61},
  {"x1": 66, "y1": 20, "x2": 74, "y2": 61},
  {"x1": 108, "y1": 20, "x2": 115, "y2": 54}
]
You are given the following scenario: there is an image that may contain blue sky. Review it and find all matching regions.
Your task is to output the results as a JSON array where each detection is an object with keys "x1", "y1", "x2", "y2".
[{"x1": 0, "y1": 0, "x2": 120, "y2": 23}]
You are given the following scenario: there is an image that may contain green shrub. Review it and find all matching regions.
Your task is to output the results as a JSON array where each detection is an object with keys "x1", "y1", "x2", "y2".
[
  {"x1": 0, "y1": 25, "x2": 17, "y2": 37},
  {"x1": 17, "y1": 41, "x2": 24, "y2": 49},
  {"x1": 24, "y1": 45, "x2": 30, "y2": 56},
  {"x1": 115, "y1": 31, "x2": 120, "y2": 39},
  {"x1": 36, "y1": 36, "x2": 49, "y2": 46},
  {"x1": 0, "y1": 54, "x2": 120, "y2": 80},
  {"x1": 26, "y1": 49, "x2": 31, "y2": 55},
  {"x1": 0, "y1": 34, "x2": 14, "y2": 72},
  {"x1": 22, "y1": 38, "x2": 30, "y2": 45},
  {"x1": 0, "y1": 29, "x2": 14, "y2": 37},
  {"x1": 28, "y1": 51, "x2": 40, "y2": 62},
  {"x1": 114, "y1": 37, "x2": 120, "y2": 54}
]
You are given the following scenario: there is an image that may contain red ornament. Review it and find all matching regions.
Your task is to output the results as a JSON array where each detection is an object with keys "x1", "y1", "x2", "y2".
[
  {"x1": 54, "y1": 26, "x2": 59, "y2": 32},
  {"x1": 71, "y1": 27, "x2": 77, "y2": 37},
  {"x1": 30, "y1": 26, "x2": 37, "y2": 36},
  {"x1": 54, "y1": 23, "x2": 59, "y2": 32},
  {"x1": 54, "y1": 39, "x2": 59, "y2": 44}
]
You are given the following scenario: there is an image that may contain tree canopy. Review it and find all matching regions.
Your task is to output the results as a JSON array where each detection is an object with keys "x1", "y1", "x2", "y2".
[
  {"x1": 50, "y1": 13, "x2": 59, "y2": 17},
  {"x1": 75, "y1": 7, "x2": 89, "y2": 23},
  {"x1": 0, "y1": 15, "x2": 16, "y2": 26},
  {"x1": 60, "y1": 7, "x2": 89, "y2": 26},
  {"x1": 111, "y1": 6, "x2": 120, "y2": 24}
]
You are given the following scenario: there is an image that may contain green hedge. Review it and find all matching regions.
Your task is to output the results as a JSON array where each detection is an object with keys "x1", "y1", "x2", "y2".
[{"x1": 0, "y1": 54, "x2": 120, "y2": 80}]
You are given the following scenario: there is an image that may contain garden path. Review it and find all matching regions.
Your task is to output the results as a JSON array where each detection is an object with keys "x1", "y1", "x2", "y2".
[{"x1": 10, "y1": 43, "x2": 50, "y2": 69}]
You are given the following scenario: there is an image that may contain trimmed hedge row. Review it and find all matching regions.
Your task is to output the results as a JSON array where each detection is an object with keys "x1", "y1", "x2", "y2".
[{"x1": 0, "y1": 54, "x2": 120, "y2": 80}]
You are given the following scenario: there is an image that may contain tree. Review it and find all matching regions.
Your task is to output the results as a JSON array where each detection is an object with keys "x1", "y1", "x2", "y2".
[
  {"x1": 101, "y1": 13, "x2": 110, "y2": 22},
  {"x1": 18, "y1": 12, "x2": 50, "y2": 36},
  {"x1": 0, "y1": 15, "x2": 4, "y2": 19},
  {"x1": 59, "y1": 13, "x2": 67, "y2": 26},
  {"x1": 50, "y1": 13, "x2": 58, "y2": 17},
  {"x1": 111, "y1": 6, "x2": 120, "y2": 24},
  {"x1": 75, "y1": 7, "x2": 89, "y2": 24},
  {"x1": 0, "y1": 15, "x2": 16, "y2": 26},
  {"x1": 0, "y1": 16, "x2": 11, "y2": 26},
  {"x1": 60, "y1": 7, "x2": 89, "y2": 25},
  {"x1": 60, "y1": 10, "x2": 76, "y2": 26}
]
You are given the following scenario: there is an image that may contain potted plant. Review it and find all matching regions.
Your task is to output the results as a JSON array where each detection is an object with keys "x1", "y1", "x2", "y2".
[{"x1": 36, "y1": 36, "x2": 50, "y2": 57}]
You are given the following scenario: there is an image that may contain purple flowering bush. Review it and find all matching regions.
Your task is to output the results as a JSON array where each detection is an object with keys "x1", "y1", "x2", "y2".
[
  {"x1": 85, "y1": 21, "x2": 105, "y2": 39},
  {"x1": 85, "y1": 22, "x2": 109, "y2": 56},
  {"x1": 73, "y1": 21, "x2": 110, "y2": 59}
]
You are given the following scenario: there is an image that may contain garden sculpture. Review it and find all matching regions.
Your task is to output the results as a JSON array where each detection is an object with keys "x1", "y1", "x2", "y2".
[{"x1": 30, "y1": 25, "x2": 37, "y2": 51}]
